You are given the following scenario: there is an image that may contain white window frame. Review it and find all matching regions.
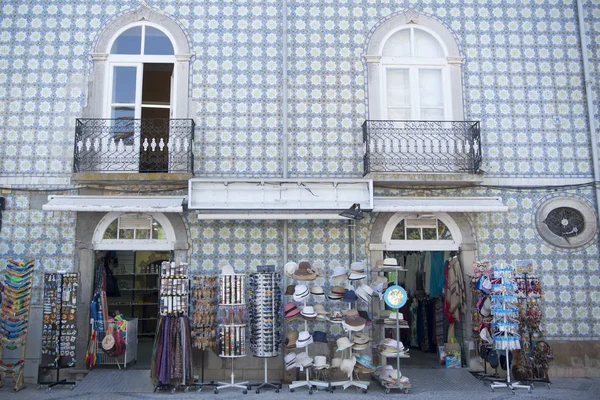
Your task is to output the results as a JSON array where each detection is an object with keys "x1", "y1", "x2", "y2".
[
  {"x1": 379, "y1": 26, "x2": 452, "y2": 121},
  {"x1": 382, "y1": 212, "x2": 463, "y2": 251},
  {"x1": 93, "y1": 212, "x2": 176, "y2": 251}
]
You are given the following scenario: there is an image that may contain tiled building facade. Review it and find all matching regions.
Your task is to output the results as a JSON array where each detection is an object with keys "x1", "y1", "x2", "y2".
[{"x1": 0, "y1": 0, "x2": 599, "y2": 380}]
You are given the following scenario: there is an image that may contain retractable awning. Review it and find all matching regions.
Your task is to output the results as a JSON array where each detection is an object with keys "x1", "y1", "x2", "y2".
[
  {"x1": 42, "y1": 195, "x2": 186, "y2": 213},
  {"x1": 373, "y1": 196, "x2": 509, "y2": 213}
]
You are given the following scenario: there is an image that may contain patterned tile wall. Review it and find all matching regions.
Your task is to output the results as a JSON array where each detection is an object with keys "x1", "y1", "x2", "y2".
[{"x1": 0, "y1": 0, "x2": 598, "y2": 343}]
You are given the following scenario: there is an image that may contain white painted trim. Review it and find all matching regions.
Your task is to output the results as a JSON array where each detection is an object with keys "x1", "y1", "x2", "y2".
[
  {"x1": 381, "y1": 212, "x2": 463, "y2": 251},
  {"x1": 194, "y1": 213, "x2": 351, "y2": 220},
  {"x1": 106, "y1": 22, "x2": 178, "y2": 55},
  {"x1": 92, "y1": 212, "x2": 176, "y2": 251},
  {"x1": 373, "y1": 196, "x2": 509, "y2": 213},
  {"x1": 42, "y1": 195, "x2": 185, "y2": 213},
  {"x1": 378, "y1": 26, "x2": 449, "y2": 58}
]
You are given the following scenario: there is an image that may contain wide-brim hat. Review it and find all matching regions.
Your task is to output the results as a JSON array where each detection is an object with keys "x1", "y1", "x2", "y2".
[
  {"x1": 344, "y1": 309, "x2": 366, "y2": 327},
  {"x1": 310, "y1": 286, "x2": 324, "y2": 295},
  {"x1": 284, "y1": 261, "x2": 298, "y2": 278},
  {"x1": 350, "y1": 261, "x2": 364, "y2": 271},
  {"x1": 293, "y1": 261, "x2": 317, "y2": 281},
  {"x1": 352, "y1": 342, "x2": 370, "y2": 351},
  {"x1": 293, "y1": 284, "x2": 310, "y2": 301},
  {"x1": 314, "y1": 304, "x2": 328, "y2": 316},
  {"x1": 285, "y1": 331, "x2": 299, "y2": 349},
  {"x1": 313, "y1": 330, "x2": 328, "y2": 343},
  {"x1": 355, "y1": 284, "x2": 373, "y2": 303},
  {"x1": 221, "y1": 264, "x2": 235, "y2": 275},
  {"x1": 313, "y1": 355, "x2": 330, "y2": 369},
  {"x1": 383, "y1": 258, "x2": 398, "y2": 267},
  {"x1": 331, "y1": 266, "x2": 348, "y2": 278},
  {"x1": 380, "y1": 338, "x2": 404, "y2": 350},
  {"x1": 355, "y1": 354, "x2": 376, "y2": 370},
  {"x1": 329, "y1": 286, "x2": 345, "y2": 300},
  {"x1": 342, "y1": 289, "x2": 358, "y2": 303},
  {"x1": 295, "y1": 352, "x2": 313, "y2": 368},
  {"x1": 296, "y1": 331, "x2": 313, "y2": 348},
  {"x1": 301, "y1": 305, "x2": 317, "y2": 319},
  {"x1": 348, "y1": 271, "x2": 367, "y2": 280},
  {"x1": 352, "y1": 332, "x2": 370, "y2": 345},
  {"x1": 285, "y1": 285, "x2": 295, "y2": 296},
  {"x1": 336, "y1": 337, "x2": 353, "y2": 352},
  {"x1": 340, "y1": 356, "x2": 356, "y2": 377}
]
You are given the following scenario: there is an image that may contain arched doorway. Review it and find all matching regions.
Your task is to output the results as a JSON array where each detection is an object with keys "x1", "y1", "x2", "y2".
[{"x1": 369, "y1": 212, "x2": 475, "y2": 367}]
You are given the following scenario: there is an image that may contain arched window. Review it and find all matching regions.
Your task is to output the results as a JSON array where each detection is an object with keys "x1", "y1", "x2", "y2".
[
  {"x1": 93, "y1": 212, "x2": 176, "y2": 251},
  {"x1": 365, "y1": 12, "x2": 464, "y2": 121},
  {"x1": 382, "y1": 213, "x2": 462, "y2": 251}
]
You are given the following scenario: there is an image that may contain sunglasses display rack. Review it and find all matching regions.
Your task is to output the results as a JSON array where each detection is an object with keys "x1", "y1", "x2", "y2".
[
  {"x1": 0, "y1": 259, "x2": 35, "y2": 392},
  {"x1": 288, "y1": 272, "x2": 329, "y2": 394},
  {"x1": 489, "y1": 264, "x2": 532, "y2": 393},
  {"x1": 38, "y1": 272, "x2": 78, "y2": 391},
  {"x1": 159, "y1": 261, "x2": 189, "y2": 316},
  {"x1": 330, "y1": 264, "x2": 370, "y2": 393},
  {"x1": 371, "y1": 261, "x2": 412, "y2": 394},
  {"x1": 247, "y1": 271, "x2": 283, "y2": 394},
  {"x1": 215, "y1": 273, "x2": 249, "y2": 394}
]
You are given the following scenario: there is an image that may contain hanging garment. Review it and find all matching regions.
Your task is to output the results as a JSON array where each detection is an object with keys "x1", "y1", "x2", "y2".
[
  {"x1": 409, "y1": 301, "x2": 418, "y2": 348},
  {"x1": 423, "y1": 252, "x2": 432, "y2": 295},
  {"x1": 404, "y1": 254, "x2": 420, "y2": 294},
  {"x1": 419, "y1": 301, "x2": 429, "y2": 352},
  {"x1": 429, "y1": 251, "x2": 445, "y2": 298},
  {"x1": 445, "y1": 257, "x2": 467, "y2": 323}
]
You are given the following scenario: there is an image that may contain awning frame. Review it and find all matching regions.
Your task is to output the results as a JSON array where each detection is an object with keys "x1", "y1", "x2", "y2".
[{"x1": 42, "y1": 195, "x2": 186, "y2": 213}]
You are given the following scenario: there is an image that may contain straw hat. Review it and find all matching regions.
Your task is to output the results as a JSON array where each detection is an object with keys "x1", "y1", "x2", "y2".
[
  {"x1": 355, "y1": 284, "x2": 373, "y2": 303},
  {"x1": 285, "y1": 331, "x2": 299, "y2": 349},
  {"x1": 383, "y1": 258, "x2": 398, "y2": 267},
  {"x1": 221, "y1": 263, "x2": 235, "y2": 275},
  {"x1": 373, "y1": 259, "x2": 384, "y2": 269},
  {"x1": 301, "y1": 305, "x2": 317, "y2": 320},
  {"x1": 331, "y1": 266, "x2": 348, "y2": 281},
  {"x1": 284, "y1": 261, "x2": 298, "y2": 278},
  {"x1": 314, "y1": 304, "x2": 328, "y2": 316},
  {"x1": 328, "y1": 310, "x2": 344, "y2": 323},
  {"x1": 284, "y1": 303, "x2": 301, "y2": 319},
  {"x1": 293, "y1": 261, "x2": 317, "y2": 281},
  {"x1": 296, "y1": 331, "x2": 313, "y2": 348},
  {"x1": 348, "y1": 262, "x2": 366, "y2": 280},
  {"x1": 340, "y1": 356, "x2": 356, "y2": 378},
  {"x1": 336, "y1": 337, "x2": 353, "y2": 352},
  {"x1": 285, "y1": 353, "x2": 297, "y2": 370},
  {"x1": 313, "y1": 355, "x2": 330, "y2": 370},
  {"x1": 342, "y1": 309, "x2": 366, "y2": 331},
  {"x1": 352, "y1": 332, "x2": 370, "y2": 345},
  {"x1": 295, "y1": 352, "x2": 313, "y2": 368},
  {"x1": 310, "y1": 286, "x2": 324, "y2": 296},
  {"x1": 293, "y1": 284, "x2": 310, "y2": 302},
  {"x1": 329, "y1": 286, "x2": 345, "y2": 300},
  {"x1": 331, "y1": 357, "x2": 342, "y2": 369},
  {"x1": 285, "y1": 285, "x2": 295, "y2": 296}
]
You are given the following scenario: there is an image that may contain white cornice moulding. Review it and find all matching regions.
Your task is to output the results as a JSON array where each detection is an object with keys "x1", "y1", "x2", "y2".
[
  {"x1": 90, "y1": 53, "x2": 109, "y2": 61},
  {"x1": 363, "y1": 55, "x2": 382, "y2": 63},
  {"x1": 175, "y1": 54, "x2": 194, "y2": 62},
  {"x1": 447, "y1": 56, "x2": 465, "y2": 65}
]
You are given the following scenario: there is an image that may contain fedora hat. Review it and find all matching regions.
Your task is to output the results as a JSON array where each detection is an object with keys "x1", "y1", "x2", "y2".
[
  {"x1": 355, "y1": 284, "x2": 373, "y2": 303},
  {"x1": 301, "y1": 305, "x2": 317, "y2": 320},
  {"x1": 331, "y1": 266, "x2": 348, "y2": 281},
  {"x1": 329, "y1": 286, "x2": 345, "y2": 300},
  {"x1": 293, "y1": 284, "x2": 310, "y2": 302},
  {"x1": 348, "y1": 262, "x2": 366, "y2": 280},
  {"x1": 313, "y1": 355, "x2": 330, "y2": 369},
  {"x1": 342, "y1": 309, "x2": 366, "y2": 331},
  {"x1": 284, "y1": 261, "x2": 298, "y2": 278},
  {"x1": 328, "y1": 310, "x2": 344, "y2": 323},
  {"x1": 221, "y1": 263, "x2": 235, "y2": 275},
  {"x1": 383, "y1": 258, "x2": 398, "y2": 267},
  {"x1": 341, "y1": 289, "x2": 358, "y2": 303},
  {"x1": 352, "y1": 342, "x2": 370, "y2": 351},
  {"x1": 284, "y1": 303, "x2": 301, "y2": 319},
  {"x1": 285, "y1": 331, "x2": 299, "y2": 349},
  {"x1": 285, "y1": 284, "x2": 295, "y2": 296},
  {"x1": 340, "y1": 356, "x2": 356, "y2": 378},
  {"x1": 295, "y1": 352, "x2": 313, "y2": 368},
  {"x1": 336, "y1": 337, "x2": 353, "y2": 352},
  {"x1": 313, "y1": 330, "x2": 328, "y2": 343},
  {"x1": 373, "y1": 259, "x2": 384, "y2": 269},
  {"x1": 314, "y1": 304, "x2": 328, "y2": 316},
  {"x1": 310, "y1": 286, "x2": 324, "y2": 296},
  {"x1": 296, "y1": 330, "x2": 313, "y2": 348},
  {"x1": 285, "y1": 352, "x2": 297, "y2": 370},
  {"x1": 387, "y1": 311, "x2": 404, "y2": 320},
  {"x1": 293, "y1": 261, "x2": 317, "y2": 281}
]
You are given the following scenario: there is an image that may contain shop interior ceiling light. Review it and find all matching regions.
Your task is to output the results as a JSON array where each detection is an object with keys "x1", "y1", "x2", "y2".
[{"x1": 339, "y1": 203, "x2": 364, "y2": 220}]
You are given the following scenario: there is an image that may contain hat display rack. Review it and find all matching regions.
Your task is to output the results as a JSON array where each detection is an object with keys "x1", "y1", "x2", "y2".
[
  {"x1": 151, "y1": 261, "x2": 194, "y2": 393},
  {"x1": 489, "y1": 263, "x2": 532, "y2": 393},
  {"x1": 330, "y1": 261, "x2": 370, "y2": 393},
  {"x1": 214, "y1": 269, "x2": 249, "y2": 394},
  {"x1": 0, "y1": 259, "x2": 35, "y2": 392},
  {"x1": 371, "y1": 258, "x2": 412, "y2": 394},
  {"x1": 287, "y1": 261, "x2": 329, "y2": 394},
  {"x1": 247, "y1": 269, "x2": 283, "y2": 393},
  {"x1": 38, "y1": 272, "x2": 78, "y2": 392}
]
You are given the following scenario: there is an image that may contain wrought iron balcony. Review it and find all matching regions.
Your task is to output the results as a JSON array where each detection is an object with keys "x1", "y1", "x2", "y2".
[
  {"x1": 74, "y1": 118, "x2": 195, "y2": 174},
  {"x1": 363, "y1": 120, "x2": 482, "y2": 175}
]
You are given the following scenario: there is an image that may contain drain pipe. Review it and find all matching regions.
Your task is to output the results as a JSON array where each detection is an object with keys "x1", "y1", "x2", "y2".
[
  {"x1": 576, "y1": 0, "x2": 600, "y2": 223},
  {"x1": 282, "y1": 0, "x2": 289, "y2": 179}
]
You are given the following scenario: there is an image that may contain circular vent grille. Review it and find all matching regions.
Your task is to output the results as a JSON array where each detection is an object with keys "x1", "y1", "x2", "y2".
[{"x1": 544, "y1": 207, "x2": 585, "y2": 238}]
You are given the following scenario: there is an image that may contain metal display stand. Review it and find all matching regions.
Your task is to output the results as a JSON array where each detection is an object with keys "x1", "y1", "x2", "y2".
[
  {"x1": 372, "y1": 265, "x2": 412, "y2": 394},
  {"x1": 215, "y1": 273, "x2": 248, "y2": 394},
  {"x1": 489, "y1": 265, "x2": 532, "y2": 394}
]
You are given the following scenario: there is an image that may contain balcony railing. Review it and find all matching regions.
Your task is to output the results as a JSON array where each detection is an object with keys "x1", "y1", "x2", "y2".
[
  {"x1": 363, "y1": 120, "x2": 482, "y2": 175},
  {"x1": 74, "y1": 118, "x2": 195, "y2": 174}
]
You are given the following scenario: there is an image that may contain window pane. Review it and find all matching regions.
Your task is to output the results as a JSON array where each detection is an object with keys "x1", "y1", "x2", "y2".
[
  {"x1": 382, "y1": 29, "x2": 410, "y2": 57},
  {"x1": 142, "y1": 63, "x2": 173, "y2": 106},
  {"x1": 387, "y1": 69, "x2": 410, "y2": 107},
  {"x1": 144, "y1": 26, "x2": 174, "y2": 55},
  {"x1": 103, "y1": 220, "x2": 118, "y2": 239},
  {"x1": 136, "y1": 229, "x2": 150, "y2": 239},
  {"x1": 414, "y1": 29, "x2": 444, "y2": 58},
  {"x1": 419, "y1": 69, "x2": 443, "y2": 107},
  {"x1": 111, "y1": 26, "x2": 142, "y2": 54},
  {"x1": 406, "y1": 228, "x2": 421, "y2": 240},
  {"x1": 387, "y1": 108, "x2": 411, "y2": 120},
  {"x1": 119, "y1": 229, "x2": 134, "y2": 239},
  {"x1": 152, "y1": 220, "x2": 166, "y2": 239},
  {"x1": 438, "y1": 220, "x2": 453, "y2": 239},
  {"x1": 111, "y1": 107, "x2": 135, "y2": 144},
  {"x1": 112, "y1": 67, "x2": 137, "y2": 104},
  {"x1": 391, "y1": 220, "x2": 405, "y2": 240},
  {"x1": 423, "y1": 228, "x2": 437, "y2": 240}
]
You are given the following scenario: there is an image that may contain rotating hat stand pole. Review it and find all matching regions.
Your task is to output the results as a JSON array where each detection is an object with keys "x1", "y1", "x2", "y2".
[{"x1": 215, "y1": 273, "x2": 249, "y2": 394}]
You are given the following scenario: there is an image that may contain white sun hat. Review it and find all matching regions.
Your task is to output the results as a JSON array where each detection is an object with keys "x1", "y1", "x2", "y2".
[{"x1": 284, "y1": 261, "x2": 299, "y2": 278}]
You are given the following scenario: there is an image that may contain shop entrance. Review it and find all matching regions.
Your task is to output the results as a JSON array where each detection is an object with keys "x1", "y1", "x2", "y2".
[{"x1": 374, "y1": 212, "x2": 468, "y2": 368}]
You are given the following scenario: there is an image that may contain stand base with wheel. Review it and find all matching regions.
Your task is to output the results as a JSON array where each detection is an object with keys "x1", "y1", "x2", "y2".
[
  {"x1": 330, "y1": 376, "x2": 369, "y2": 393},
  {"x1": 215, "y1": 362, "x2": 249, "y2": 394},
  {"x1": 247, "y1": 359, "x2": 281, "y2": 393},
  {"x1": 38, "y1": 365, "x2": 76, "y2": 392},
  {"x1": 289, "y1": 369, "x2": 328, "y2": 395}
]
